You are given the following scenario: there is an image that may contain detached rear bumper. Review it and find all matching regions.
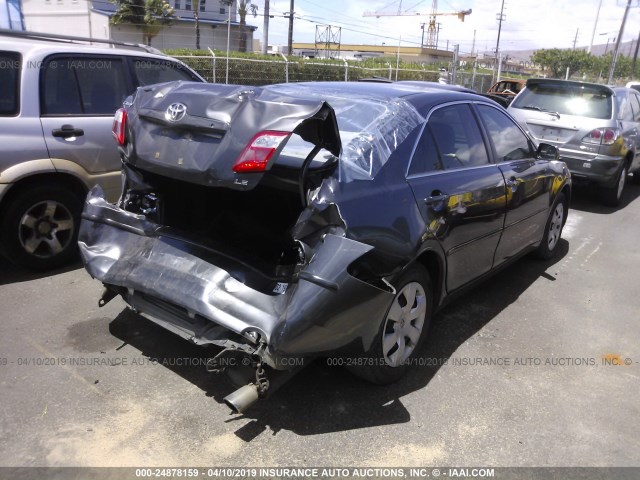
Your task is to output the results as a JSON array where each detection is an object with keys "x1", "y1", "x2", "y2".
[{"x1": 78, "y1": 186, "x2": 394, "y2": 368}]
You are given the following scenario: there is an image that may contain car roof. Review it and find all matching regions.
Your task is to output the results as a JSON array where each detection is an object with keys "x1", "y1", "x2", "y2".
[
  {"x1": 0, "y1": 30, "x2": 169, "y2": 60},
  {"x1": 270, "y1": 81, "x2": 491, "y2": 109}
]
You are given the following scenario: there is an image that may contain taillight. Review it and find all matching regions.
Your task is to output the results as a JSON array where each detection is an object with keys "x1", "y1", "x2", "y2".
[
  {"x1": 112, "y1": 108, "x2": 127, "y2": 145},
  {"x1": 582, "y1": 128, "x2": 619, "y2": 145},
  {"x1": 232, "y1": 131, "x2": 291, "y2": 173}
]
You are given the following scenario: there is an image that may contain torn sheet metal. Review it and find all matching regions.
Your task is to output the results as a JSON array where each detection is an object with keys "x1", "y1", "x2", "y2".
[{"x1": 79, "y1": 186, "x2": 394, "y2": 367}]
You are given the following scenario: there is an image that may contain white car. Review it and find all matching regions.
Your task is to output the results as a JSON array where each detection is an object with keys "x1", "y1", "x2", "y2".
[{"x1": 626, "y1": 81, "x2": 640, "y2": 93}]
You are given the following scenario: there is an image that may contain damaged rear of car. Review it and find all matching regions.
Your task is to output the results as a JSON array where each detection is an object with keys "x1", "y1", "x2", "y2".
[
  {"x1": 80, "y1": 81, "x2": 571, "y2": 412},
  {"x1": 79, "y1": 81, "x2": 427, "y2": 412}
]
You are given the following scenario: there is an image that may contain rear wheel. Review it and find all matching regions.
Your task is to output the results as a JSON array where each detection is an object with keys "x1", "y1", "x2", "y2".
[
  {"x1": 535, "y1": 193, "x2": 566, "y2": 260},
  {"x1": 347, "y1": 265, "x2": 433, "y2": 385},
  {"x1": 601, "y1": 165, "x2": 627, "y2": 207},
  {"x1": 0, "y1": 186, "x2": 82, "y2": 270}
]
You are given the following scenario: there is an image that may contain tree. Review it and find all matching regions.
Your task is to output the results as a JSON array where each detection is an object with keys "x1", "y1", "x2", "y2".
[
  {"x1": 238, "y1": 0, "x2": 258, "y2": 53},
  {"x1": 110, "y1": 0, "x2": 175, "y2": 46},
  {"x1": 532, "y1": 48, "x2": 593, "y2": 79}
]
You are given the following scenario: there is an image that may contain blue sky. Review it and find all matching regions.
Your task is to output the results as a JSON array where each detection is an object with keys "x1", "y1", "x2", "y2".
[{"x1": 252, "y1": 0, "x2": 640, "y2": 54}]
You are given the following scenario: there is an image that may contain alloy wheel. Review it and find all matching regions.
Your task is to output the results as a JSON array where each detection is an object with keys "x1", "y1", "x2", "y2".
[{"x1": 18, "y1": 200, "x2": 75, "y2": 259}]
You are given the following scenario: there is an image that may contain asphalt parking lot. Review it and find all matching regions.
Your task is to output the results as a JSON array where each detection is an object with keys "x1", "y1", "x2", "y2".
[{"x1": 0, "y1": 185, "x2": 639, "y2": 469}]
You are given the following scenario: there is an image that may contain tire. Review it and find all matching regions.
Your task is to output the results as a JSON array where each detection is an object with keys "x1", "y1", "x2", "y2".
[
  {"x1": 0, "y1": 186, "x2": 83, "y2": 270},
  {"x1": 347, "y1": 265, "x2": 433, "y2": 385},
  {"x1": 631, "y1": 171, "x2": 640, "y2": 185},
  {"x1": 535, "y1": 193, "x2": 567, "y2": 260},
  {"x1": 600, "y1": 164, "x2": 628, "y2": 207}
]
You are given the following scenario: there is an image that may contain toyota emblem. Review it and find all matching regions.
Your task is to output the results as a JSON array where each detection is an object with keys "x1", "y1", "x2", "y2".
[{"x1": 165, "y1": 103, "x2": 187, "y2": 122}]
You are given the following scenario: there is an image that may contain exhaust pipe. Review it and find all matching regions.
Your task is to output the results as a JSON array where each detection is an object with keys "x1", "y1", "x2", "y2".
[
  {"x1": 223, "y1": 384, "x2": 260, "y2": 414},
  {"x1": 222, "y1": 360, "x2": 309, "y2": 414}
]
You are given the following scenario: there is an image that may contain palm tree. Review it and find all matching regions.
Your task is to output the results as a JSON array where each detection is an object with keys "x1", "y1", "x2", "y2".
[
  {"x1": 238, "y1": 0, "x2": 258, "y2": 53},
  {"x1": 110, "y1": 0, "x2": 175, "y2": 46}
]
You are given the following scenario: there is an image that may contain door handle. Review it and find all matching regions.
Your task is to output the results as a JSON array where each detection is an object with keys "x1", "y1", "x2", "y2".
[
  {"x1": 425, "y1": 193, "x2": 448, "y2": 205},
  {"x1": 52, "y1": 125, "x2": 85, "y2": 139}
]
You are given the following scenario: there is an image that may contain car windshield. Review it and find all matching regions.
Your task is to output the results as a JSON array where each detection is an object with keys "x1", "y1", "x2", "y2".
[
  {"x1": 269, "y1": 85, "x2": 424, "y2": 182},
  {"x1": 512, "y1": 83, "x2": 613, "y2": 119}
]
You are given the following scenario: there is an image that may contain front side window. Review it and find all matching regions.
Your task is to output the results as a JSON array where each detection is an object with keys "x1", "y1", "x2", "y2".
[
  {"x1": 0, "y1": 51, "x2": 20, "y2": 116},
  {"x1": 41, "y1": 56, "x2": 128, "y2": 115},
  {"x1": 477, "y1": 105, "x2": 533, "y2": 162},
  {"x1": 132, "y1": 58, "x2": 198, "y2": 85},
  {"x1": 427, "y1": 104, "x2": 489, "y2": 170}
]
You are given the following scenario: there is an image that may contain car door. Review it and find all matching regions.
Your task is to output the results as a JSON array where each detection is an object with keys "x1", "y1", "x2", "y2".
[
  {"x1": 475, "y1": 103, "x2": 555, "y2": 265},
  {"x1": 406, "y1": 103, "x2": 507, "y2": 292},
  {"x1": 39, "y1": 54, "x2": 133, "y2": 201}
]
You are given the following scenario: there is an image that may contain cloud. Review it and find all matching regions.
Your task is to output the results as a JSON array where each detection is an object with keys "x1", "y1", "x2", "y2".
[{"x1": 252, "y1": 0, "x2": 640, "y2": 55}]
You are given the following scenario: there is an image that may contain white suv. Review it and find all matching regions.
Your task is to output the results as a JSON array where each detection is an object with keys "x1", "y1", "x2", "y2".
[{"x1": 0, "y1": 29, "x2": 204, "y2": 269}]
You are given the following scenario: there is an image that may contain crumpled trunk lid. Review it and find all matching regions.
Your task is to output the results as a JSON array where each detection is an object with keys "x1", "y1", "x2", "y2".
[{"x1": 123, "y1": 81, "x2": 341, "y2": 190}]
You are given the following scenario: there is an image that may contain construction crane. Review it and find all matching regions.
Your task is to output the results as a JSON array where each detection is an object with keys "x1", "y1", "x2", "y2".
[{"x1": 363, "y1": 1, "x2": 471, "y2": 49}]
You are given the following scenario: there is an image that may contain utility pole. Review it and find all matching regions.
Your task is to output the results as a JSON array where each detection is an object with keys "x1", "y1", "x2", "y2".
[
  {"x1": 471, "y1": 29, "x2": 476, "y2": 58},
  {"x1": 287, "y1": 0, "x2": 294, "y2": 55},
  {"x1": 573, "y1": 28, "x2": 579, "y2": 50},
  {"x1": 608, "y1": 0, "x2": 632, "y2": 85},
  {"x1": 493, "y1": 0, "x2": 506, "y2": 84},
  {"x1": 262, "y1": 0, "x2": 269, "y2": 55},
  {"x1": 452, "y1": 44, "x2": 459, "y2": 85},
  {"x1": 633, "y1": 30, "x2": 640, "y2": 76},
  {"x1": 588, "y1": 0, "x2": 603, "y2": 53},
  {"x1": 420, "y1": 23, "x2": 426, "y2": 49}
]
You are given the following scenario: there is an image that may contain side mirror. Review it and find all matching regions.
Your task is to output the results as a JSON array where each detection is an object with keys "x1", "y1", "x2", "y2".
[{"x1": 536, "y1": 143, "x2": 559, "y2": 161}]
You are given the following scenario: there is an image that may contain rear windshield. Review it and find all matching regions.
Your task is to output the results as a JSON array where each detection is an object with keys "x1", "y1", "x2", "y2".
[
  {"x1": 0, "y1": 51, "x2": 20, "y2": 116},
  {"x1": 271, "y1": 85, "x2": 424, "y2": 182},
  {"x1": 512, "y1": 83, "x2": 613, "y2": 119}
]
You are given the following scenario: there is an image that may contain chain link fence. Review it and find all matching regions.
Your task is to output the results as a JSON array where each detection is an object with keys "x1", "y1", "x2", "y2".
[{"x1": 173, "y1": 55, "x2": 498, "y2": 92}]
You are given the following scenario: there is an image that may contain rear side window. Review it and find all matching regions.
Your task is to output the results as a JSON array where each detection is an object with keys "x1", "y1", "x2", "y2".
[
  {"x1": 41, "y1": 56, "x2": 129, "y2": 115},
  {"x1": 0, "y1": 51, "x2": 20, "y2": 116},
  {"x1": 477, "y1": 105, "x2": 533, "y2": 162},
  {"x1": 512, "y1": 82, "x2": 613, "y2": 120},
  {"x1": 408, "y1": 126, "x2": 443, "y2": 176},
  {"x1": 427, "y1": 104, "x2": 489, "y2": 170},
  {"x1": 132, "y1": 58, "x2": 198, "y2": 86}
]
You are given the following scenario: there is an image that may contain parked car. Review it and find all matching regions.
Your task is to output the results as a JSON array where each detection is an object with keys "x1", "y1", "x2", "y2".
[
  {"x1": 508, "y1": 78, "x2": 640, "y2": 206},
  {"x1": 626, "y1": 81, "x2": 640, "y2": 93},
  {"x1": 486, "y1": 78, "x2": 526, "y2": 105},
  {"x1": 79, "y1": 81, "x2": 571, "y2": 412},
  {"x1": 0, "y1": 28, "x2": 204, "y2": 270}
]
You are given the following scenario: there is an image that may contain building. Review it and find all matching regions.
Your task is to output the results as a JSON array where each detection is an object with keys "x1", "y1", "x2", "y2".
[
  {"x1": 291, "y1": 42, "x2": 454, "y2": 64},
  {"x1": 20, "y1": 0, "x2": 256, "y2": 51},
  {"x1": 0, "y1": 0, "x2": 24, "y2": 29}
]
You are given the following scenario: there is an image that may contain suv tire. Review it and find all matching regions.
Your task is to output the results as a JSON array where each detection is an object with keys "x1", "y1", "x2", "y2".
[
  {"x1": 601, "y1": 165, "x2": 627, "y2": 207},
  {"x1": 0, "y1": 186, "x2": 83, "y2": 270}
]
